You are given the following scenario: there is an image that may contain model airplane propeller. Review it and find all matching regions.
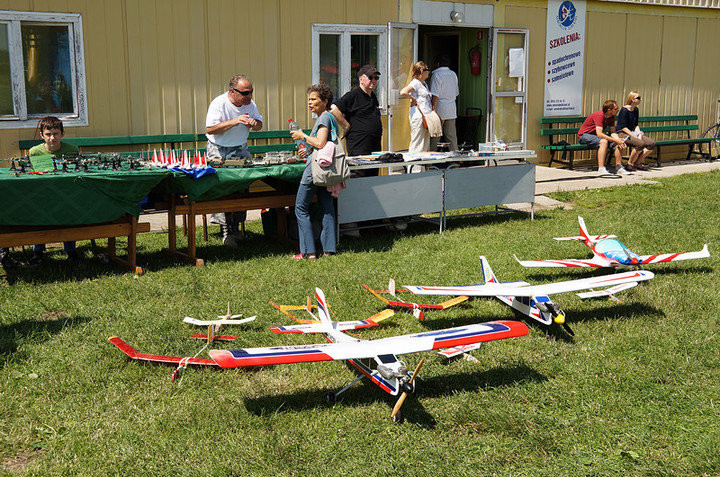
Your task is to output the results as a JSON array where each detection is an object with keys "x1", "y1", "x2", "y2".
[
  {"x1": 362, "y1": 280, "x2": 469, "y2": 320},
  {"x1": 209, "y1": 288, "x2": 529, "y2": 423},
  {"x1": 404, "y1": 256, "x2": 655, "y2": 335},
  {"x1": 514, "y1": 216, "x2": 710, "y2": 269}
]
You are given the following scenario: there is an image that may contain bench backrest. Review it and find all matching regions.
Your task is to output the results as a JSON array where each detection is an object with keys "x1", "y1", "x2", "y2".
[
  {"x1": 540, "y1": 115, "x2": 700, "y2": 139},
  {"x1": 18, "y1": 129, "x2": 311, "y2": 156}
]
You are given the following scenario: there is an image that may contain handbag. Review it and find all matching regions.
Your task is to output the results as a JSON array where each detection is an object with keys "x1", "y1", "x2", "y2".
[{"x1": 310, "y1": 114, "x2": 350, "y2": 187}]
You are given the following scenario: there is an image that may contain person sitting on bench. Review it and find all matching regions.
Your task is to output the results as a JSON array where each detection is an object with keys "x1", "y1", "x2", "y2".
[{"x1": 577, "y1": 100, "x2": 629, "y2": 175}]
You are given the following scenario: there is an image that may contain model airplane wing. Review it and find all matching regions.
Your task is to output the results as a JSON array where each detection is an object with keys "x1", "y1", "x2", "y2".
[
  {"x1": 269, "y1": 299, "x2": 318, "y2": 324},
  {"x1": 513, "y1": 254, "x2": 610, "y2": 268},
  {"x1": 362, "y1": 284, "x2": 469, "y2": 310},
  {"x1": 183, "y1": 316, "x2": 256, "y2": 326},
  {"x1": 637, "y1": 244, "x2": 710, "y2": 265},
  {"x1": 109, "y1": 337, "x2": 218, "y2": 366},
  {"x1": 270, "y1": 309, "x2": 395, "y2": 334},
  {"x1": 405, "y1": 270, "x2": 654, "y2": 298},
  {"x1": 209, "y1": 320, "x2": 528, "y2": 368},
  {"x1": 575, "y1": 282, "x2": 637, "y2": 299}
]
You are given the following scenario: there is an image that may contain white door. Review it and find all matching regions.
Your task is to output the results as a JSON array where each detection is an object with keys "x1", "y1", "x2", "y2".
[
  {"x1": 387, "y1": 22, "x2": 417, "y2": 151},
  {"x1": 489, "y1": 28, "x2": 528, "y2": 148}
]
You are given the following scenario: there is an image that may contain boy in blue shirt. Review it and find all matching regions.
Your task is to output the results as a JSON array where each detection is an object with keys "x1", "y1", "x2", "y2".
[{"x1": 28, "y1": 116, "x2": 80, "y2": 265}]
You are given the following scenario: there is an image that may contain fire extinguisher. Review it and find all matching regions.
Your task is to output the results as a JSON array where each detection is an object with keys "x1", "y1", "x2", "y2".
[{"x1": 469, "y1": 44, "x2": 482, "y2": 76}]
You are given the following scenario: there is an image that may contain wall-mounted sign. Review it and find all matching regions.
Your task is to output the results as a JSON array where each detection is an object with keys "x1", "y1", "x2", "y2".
[{"x1": 543, "y1": 0, "x2": 586, "y2": 116}]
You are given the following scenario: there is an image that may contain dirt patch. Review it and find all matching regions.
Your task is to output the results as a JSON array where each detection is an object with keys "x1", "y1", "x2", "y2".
[
  {"x1": 1, "y1": 449, "x2": 40, "y2": 472},
  {"x1": 37, "y1": 311, "x2": 70, "y2": 322}
]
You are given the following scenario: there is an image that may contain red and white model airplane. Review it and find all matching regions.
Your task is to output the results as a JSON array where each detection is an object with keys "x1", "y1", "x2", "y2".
[
  {"x1": 403, "y1": 256, "x2": 654, "y2": 335},
  {"x1": 515, "y1": 216, "x2": 710, "y2": 269},
  {"x1": 210, "y1": 288, "x2": 529, "y2": 422}
]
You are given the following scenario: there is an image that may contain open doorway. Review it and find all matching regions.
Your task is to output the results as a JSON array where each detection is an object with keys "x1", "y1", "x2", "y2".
[{"x1": 418, "y1": 25, "x2": 489, "y2": 149}]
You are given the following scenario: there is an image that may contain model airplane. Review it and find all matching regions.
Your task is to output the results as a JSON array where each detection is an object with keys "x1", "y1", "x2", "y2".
[
  {"x1": 515, "y1": 216, "x2": 710, "y2": 269},
  {"x1": 209, "y1": 288, "x2": 528, "y2": 422},
  {"x1": 403, "y1": 256, "x2": 655, "y2": 335},
  {"x1": 110, "y1": 304, "x2": 256, "y2": 381},
  {"x1": 362, "y1": 280, "x2": 469, "y2": 320}
]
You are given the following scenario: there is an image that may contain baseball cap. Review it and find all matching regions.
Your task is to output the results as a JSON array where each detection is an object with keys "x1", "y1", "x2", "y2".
[{"x1": 358, "y1": 65, "x2": 380, "y2": 78}]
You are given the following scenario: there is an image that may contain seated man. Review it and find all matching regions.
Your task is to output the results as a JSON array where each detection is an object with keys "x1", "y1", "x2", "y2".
[{"x1": 577, "y1": 100, "x2": 629, "y2": 175}]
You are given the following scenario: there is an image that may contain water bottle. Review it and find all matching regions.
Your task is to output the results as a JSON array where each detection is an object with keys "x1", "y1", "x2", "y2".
[{"x1": 288, "y1": 118, "x2": 309, "y2": 154}]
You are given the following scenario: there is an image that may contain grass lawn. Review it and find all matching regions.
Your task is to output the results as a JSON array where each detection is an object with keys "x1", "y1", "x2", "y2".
[{"x1": 1, "y1": 170, "x2": 719, "y2": 475}]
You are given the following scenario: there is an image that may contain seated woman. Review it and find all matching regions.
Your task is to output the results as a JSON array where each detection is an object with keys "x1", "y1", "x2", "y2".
[
  {"x1": 400, "y1": 61, "x2": 433, "y2": 153},
  {"x1": 617, "y1": 91, "x2": 655, "y2": 171},
  {"x1": 289, "y1": 83, "x2": 339, "y2": 260}
]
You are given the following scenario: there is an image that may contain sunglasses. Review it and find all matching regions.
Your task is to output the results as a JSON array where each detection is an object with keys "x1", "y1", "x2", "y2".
[
  {"x1": 635, "y1": 96, "x2": 642, "y2": 100},
  {"x1": 232, "y1": 88, "x2": 253, "y2": 96},
  {"x1": 422, "y1": 68, "x2": 430, "y2": 72},
  {"x1": 368, "y1": 75, "x2": 379, "y2": 81}
]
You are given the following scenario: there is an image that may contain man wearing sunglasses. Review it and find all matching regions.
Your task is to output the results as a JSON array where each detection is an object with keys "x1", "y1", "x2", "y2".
[
  {"x1": 205, "y1": 74, "x2": 263, "y2": 247},
  {"x1": 330, "y1": 64, "x2": 383, "y2": 157}
]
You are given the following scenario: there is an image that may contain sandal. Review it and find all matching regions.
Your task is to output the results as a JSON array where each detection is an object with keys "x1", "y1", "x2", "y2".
[{"x1": 292, "y1": 253, "x2": 316, "y2": 260}]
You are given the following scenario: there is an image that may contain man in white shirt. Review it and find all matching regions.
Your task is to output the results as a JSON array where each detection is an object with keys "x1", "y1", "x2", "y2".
[
  {"x1": 205, "y1": 75, "x2": 263, "y2": 246},
  {"x1": 429, "y1": 55, "x2": 459, "y2": 152}
]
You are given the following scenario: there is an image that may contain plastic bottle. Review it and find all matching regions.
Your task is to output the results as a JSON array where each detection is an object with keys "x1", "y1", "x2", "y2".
[{"x1": 288, "y1": 118, "x2": 309, "y2": 154}]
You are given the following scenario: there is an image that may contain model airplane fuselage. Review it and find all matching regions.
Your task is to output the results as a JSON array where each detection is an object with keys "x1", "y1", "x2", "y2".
[
  {"x1": 515, "y1": 216, "x2": 710, "y2": 269},
  {"x1": 404, "y1": 256, "x2": 655, "y2": 334}
]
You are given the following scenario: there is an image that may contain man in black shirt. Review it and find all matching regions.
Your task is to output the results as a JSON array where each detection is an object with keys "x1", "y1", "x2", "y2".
[{"x1": 330, "y1": 64, "x2": 383, "y2": 156}]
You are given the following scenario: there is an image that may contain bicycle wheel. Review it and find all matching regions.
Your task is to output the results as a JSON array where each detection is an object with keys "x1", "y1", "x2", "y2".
[{"x1": 701, "y1": 122, "x2": 720, "y2": 160}]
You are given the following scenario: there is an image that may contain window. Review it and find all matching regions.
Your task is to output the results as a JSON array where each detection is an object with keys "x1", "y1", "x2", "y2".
[
  {"x1": 0, "y1": 11, "x2": 87, "y2": 128},
  {"x1": 312, "y1": 24, "x2": 387, "y2": 111}
]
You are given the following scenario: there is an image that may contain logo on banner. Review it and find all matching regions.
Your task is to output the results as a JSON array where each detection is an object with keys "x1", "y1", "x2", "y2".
[{"x1": 557, "y1": 1, "x2": 577, "y2": 29}]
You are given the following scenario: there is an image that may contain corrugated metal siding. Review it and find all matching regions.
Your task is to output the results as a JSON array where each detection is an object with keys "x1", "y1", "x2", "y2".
[
  {"x1": 598, "y1": 0, "x2": 720, "y2": 9},
  {"x1": 0, "y1": 0, "x2": 398, "y2": 156}
]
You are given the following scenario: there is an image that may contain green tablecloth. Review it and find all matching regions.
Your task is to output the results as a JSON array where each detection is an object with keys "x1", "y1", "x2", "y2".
[
  {"x1": 0, "y1": 168, "x2": 171, "y2": 225},
  {"x1": 159, "y1": 163, "x2": 306, "y2": 201}
]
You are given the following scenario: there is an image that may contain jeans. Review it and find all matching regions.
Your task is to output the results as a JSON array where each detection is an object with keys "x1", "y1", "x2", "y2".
[{"x1": 295, "y1": 171, "x2": 336, "y2": 255}]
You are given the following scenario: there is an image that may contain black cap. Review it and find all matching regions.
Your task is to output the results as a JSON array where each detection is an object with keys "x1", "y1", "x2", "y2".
[{"x1": 358, "y1": 64, "x2": 380, "y2": 78}]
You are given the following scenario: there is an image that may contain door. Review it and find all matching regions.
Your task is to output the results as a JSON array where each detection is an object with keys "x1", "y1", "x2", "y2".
[
  {"x1": 387, "y1": 22, "x2": 417, "y2": 151},
  {"x1": 489, "y1": 28, "x2": 528, "y2": 148}
]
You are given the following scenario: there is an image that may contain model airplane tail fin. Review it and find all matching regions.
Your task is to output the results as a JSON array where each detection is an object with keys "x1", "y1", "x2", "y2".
[
  {"x1": 479, "y1": 256, "x2": 498, "y2": 283},
  {"x1": 315, "y1": 288, "x2": 333, "y2": 326}
]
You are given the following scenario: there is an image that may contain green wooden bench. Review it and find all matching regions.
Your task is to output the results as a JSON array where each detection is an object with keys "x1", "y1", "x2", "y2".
[
  {"x1": 18, "y1": 129, "x2": 310, "y2": 157},
  {"x1": 540, "y1": 114, "x2": 715, "y2": 169}
]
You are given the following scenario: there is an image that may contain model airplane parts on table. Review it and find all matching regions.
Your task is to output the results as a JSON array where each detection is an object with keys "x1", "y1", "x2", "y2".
[
  {"x1": 514, "y1": 216, "x2": 710, "y2": 269},
  {"x1": 404, "y1": 256, "x2": 655, "y2": 335},
  {"x1": 210, "y1": 288, "x2": 529, "y2": 422}
]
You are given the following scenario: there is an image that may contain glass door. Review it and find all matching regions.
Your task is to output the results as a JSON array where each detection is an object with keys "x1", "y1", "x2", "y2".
[
  {"x1": 489, "y1": 28, "x2": 528, "y2": 148},
  {"x1": 387, "y1": 22, "x2": 417, "y2": 151}
]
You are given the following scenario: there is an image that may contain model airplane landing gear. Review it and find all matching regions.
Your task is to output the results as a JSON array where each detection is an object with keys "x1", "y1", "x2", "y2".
[{"x1": 327, "y1": 374, "x2": 365, "y2": 404}]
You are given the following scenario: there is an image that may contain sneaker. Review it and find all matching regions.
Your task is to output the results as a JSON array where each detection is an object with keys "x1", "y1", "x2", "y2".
[
  {"x1": 617, "y1": 166, "x2": 631, "y2": 175},
  {"x1": 635, "y1": 163, "x2": 648, "y2": 171},
  {"x1": 222, "y1": 235, "x2": 238, "y2": 248},
  {"x1": 597, "y1": 166, "x2": 609, "y2": 175},
  {"x1": 625, "y1": 163, "x2": 636, "y2": 172},
  {"x1": 0, "y1": 253, "x2": 18, "y2": 270}
]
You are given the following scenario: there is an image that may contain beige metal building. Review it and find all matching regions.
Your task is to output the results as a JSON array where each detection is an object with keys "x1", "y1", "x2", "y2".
[{"x1": 1, "y1": 0, "x2": 719, "y2": 164}]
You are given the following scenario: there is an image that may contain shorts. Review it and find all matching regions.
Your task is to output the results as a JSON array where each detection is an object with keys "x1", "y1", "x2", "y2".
[{"x1": 578, "y1": 133, "x2": 617, "y2": 150}]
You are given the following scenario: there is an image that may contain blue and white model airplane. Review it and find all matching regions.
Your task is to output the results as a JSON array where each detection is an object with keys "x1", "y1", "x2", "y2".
[{"x1": 404, "y1": 256, "x2": 654, "y2": 335}]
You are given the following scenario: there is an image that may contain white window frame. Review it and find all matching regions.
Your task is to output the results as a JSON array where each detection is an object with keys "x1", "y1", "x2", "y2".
[
  {"x1": 311, "y1": 24, "x2": 388, "y2": 112},
  {"x1": 0, "y1": 10, "x2": 87, "y2": 129}
]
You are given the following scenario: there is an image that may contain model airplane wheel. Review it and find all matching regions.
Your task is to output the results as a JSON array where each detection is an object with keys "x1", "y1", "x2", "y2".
[{"x1": 326, "y1": 391, "x2": 336, "y2": 404}]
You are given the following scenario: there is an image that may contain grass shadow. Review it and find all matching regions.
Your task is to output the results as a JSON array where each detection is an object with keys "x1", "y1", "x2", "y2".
[{"x1": 0, "y1": 314, "x2": 92, "y2": 366}]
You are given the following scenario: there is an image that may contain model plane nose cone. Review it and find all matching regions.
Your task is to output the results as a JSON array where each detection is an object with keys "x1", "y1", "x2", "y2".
[
  {"x1": 554, "y1": 313, "x2": 565, "y2": 324},
  {"x1": 630, "y1": 258, "x2": 639, "y2": 265}
]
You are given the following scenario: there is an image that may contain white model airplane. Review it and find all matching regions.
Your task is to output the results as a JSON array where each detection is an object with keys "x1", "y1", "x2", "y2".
[
  {"x1": 209, "y1": 288, "x2": 528, "y2": 423},
  {"x1": 515, "y1": 216, "x2": 710, "y2": 269},
  {"x1": 403, "y1": 256, "x2": 655, "y2": 335}
]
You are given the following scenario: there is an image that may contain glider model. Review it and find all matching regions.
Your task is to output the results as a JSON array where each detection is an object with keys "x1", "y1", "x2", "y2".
[
  {"x1": 109, "y1": 304, "x2": 256, "y2": 381},
  {"x1": 515, "y1": 216, "x2": 710, "y2": 269},
  {"x1": 210, "y1": 288, "x2": 528, "y2": 422},
  {"x1": 403, "y1": 256, "x2": 655, "y2": 335},
  {"x1": 362, "y1": 280, "x2": 469, "y2": 320}
]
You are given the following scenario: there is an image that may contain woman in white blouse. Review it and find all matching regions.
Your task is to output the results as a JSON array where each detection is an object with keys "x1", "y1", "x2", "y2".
[{"x1": 400, "y1": 61, "x2": 432, "y2": 152}]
